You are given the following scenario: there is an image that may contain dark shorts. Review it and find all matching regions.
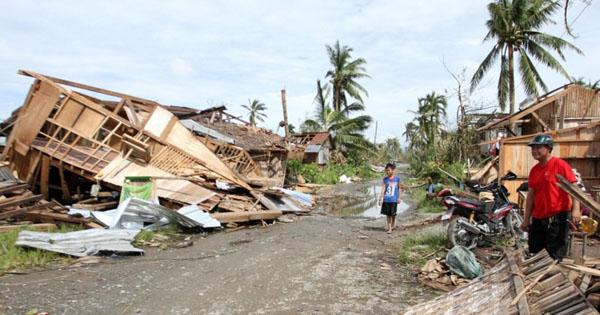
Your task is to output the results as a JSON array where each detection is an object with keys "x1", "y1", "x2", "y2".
[
  {"x1": 528, "y1": 212, "x2": 570, "y2": 260},
  {"x1": 381, "y1": 202, "x2": 398, "y2": 216}
]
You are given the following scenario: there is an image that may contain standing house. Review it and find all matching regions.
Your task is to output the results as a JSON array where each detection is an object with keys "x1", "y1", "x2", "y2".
[
  {"x1": 289, "y1": 132, "x2": 332, "y2": 165},
  {"x1": 476, "y1": 84, "x2": 600, "y2": 202}
]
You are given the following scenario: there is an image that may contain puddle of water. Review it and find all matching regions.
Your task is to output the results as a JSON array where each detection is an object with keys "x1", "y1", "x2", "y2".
[
  {"x1": 331, "y1": 181, "x2": 410, "y2": 219},
  {"x1": 357, "y1": 184, "x2": 410, "y2": 219}
]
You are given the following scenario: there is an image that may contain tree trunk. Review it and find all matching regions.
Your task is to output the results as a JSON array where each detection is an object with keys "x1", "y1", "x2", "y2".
[
  {"x1": 508, "y1": 45, "x2": 517, "y2": 135},
  {"x1": 508, "y1": 46, "x2": 515, "y2": 114}
]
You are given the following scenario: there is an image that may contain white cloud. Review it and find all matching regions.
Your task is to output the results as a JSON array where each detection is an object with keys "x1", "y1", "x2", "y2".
[
  {"x1": 169, "y1": 58, "x2": 194, "y2": 77},
  {"x1": 0, "y1": 0, "x2": 598, "y2": 144}
]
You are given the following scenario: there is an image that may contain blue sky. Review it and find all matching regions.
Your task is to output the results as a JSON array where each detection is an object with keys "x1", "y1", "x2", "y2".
[{"x1": 1, "y1": 1, "x2": 598, "y2": 144}]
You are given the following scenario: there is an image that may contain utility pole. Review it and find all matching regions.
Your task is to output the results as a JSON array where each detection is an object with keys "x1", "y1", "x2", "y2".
[
  {"x1": 373, "y1": 120, "x2": 378, "y2": 145},
  {"x1": 281, "y1": 88, "x2": 289, "y2": 140}
]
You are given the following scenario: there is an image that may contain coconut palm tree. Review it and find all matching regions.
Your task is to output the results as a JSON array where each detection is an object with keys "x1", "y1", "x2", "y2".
[
  {"x1": 325, "y1": 41, "x2": 370, "y2": 112},
  {"x1": 470, "y1": 0, "x2": 582, "y2": 114},
  {"x1": 241, "y1": 99, "x2": 267, "y2": 127},
  {"x1": 301, "y1": 81, "x2": 373, "y2": 153}
]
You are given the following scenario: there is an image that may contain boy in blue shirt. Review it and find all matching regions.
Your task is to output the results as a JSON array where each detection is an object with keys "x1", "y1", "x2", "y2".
[{"x1": 377, "y1": 163, "x2": 402, "y2": 233}]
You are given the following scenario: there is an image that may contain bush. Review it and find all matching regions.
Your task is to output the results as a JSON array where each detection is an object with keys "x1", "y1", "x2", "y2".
[{"x1": 286, "y1": 159, "x2": 377, "y2": 185}]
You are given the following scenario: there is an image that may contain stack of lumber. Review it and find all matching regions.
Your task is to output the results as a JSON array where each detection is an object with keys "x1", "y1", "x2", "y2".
[
  {"x1": 0, "y1": 173, "x2": 102, "y2": 232},
  {"x1": 403, "y1": 249, "x2": 599, "y2": 315}
]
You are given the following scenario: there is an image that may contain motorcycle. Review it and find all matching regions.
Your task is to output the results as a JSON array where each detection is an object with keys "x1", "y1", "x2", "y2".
[{"x1": 440, "y1": 171, "x2": 524, "y2": 249}]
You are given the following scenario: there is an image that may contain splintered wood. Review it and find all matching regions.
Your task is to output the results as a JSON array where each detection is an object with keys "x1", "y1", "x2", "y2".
[
  {"x1": 1, "y1": 70, "x2": 293, "y2": 227},
  {"x1": 0, "y1": 170, "x2": 101, "y2": 230},
  {"x1": 403, "y1": 250, "x2": 599, "y2": 315}
]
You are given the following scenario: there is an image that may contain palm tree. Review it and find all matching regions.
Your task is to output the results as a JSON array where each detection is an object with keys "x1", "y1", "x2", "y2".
[
  {"x1": 301, "y1": 81, "x2": 373, "y2": 153},
  {"x1": 241, "y1": 99, "x2": 267, "y2": 127},
  {"x1": 408, "y1": 92, "x2": 447, "y2": 148},
  {"x1": 471, "y1": 0, "x2": 582, "y2": 114},
  {"x1": 325, "y1": 41, "x2": 370, "y2": 112}
]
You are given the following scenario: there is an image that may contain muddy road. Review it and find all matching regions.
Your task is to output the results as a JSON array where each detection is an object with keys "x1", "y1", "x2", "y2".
[{"x1": 0, "y1": 182, "x2": 440, "y2": 315}]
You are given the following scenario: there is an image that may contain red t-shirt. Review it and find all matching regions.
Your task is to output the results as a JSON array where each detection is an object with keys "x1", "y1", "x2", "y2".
[{"x1": 528, "y1": 157, "x2": 576, "y2": 219}]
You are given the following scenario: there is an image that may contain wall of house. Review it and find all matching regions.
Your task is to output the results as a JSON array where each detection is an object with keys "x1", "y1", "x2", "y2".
[{"x1": 499, "y1": 123, "x2": 600, "y2": 203}]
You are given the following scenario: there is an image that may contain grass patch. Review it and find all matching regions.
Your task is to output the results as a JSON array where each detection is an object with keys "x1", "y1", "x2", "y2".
[
  {"x1": 398, "y1": 230, "x2": 447, "y2": 266},
  {"x1": 0, "y1": 224, "x2": 83, "y2": 275},
  {"x1": 410, "y1": 188, "x2": 444, "y2": 213}
]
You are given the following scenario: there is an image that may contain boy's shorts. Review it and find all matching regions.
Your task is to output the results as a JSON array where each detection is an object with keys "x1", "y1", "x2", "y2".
[{"x1": 381, "y1": 202, "x2": 397, "y2": 216}]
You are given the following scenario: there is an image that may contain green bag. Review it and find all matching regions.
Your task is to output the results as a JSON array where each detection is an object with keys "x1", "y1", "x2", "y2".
[
  {"x1": 446, "y1": 245, "x2": 483, "y2": 279},
  {"x1": 120, "y1": 176, "x2": 156, "y2": 202}
]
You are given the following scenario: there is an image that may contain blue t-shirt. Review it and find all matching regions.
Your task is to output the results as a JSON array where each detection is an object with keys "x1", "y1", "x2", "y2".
[{"x1": 383, "y1": 176, "x2": 400, "y2": 203}]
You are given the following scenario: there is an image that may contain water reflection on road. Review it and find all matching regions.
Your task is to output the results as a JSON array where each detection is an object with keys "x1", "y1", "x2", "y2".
[{"x1": 331, "y1": 181, "x2": 410, "y2": 219}]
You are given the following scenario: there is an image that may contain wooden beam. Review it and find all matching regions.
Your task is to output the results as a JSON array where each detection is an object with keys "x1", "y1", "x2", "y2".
[
  {"x1": 40, "y1": 155, "x2": 50, "y2": 200},
  {"x1": 0, "y1": 193, "x2": 42, "y2": 209},
  {"x1": 58, "y1": 162, "x2": 72, "y2": 203},
  {"x1": 530, "y1": 111, "x2": 549, "y2": 131},
  {"x1": 210, "y1": 210, "x2": 281, "y2": 223},
  {"x1": 18, "y1": 70, "x2": 158, "y2": 105},
  {"x1": 506, "y1": 251, "x2": 530, "y2": 315}
]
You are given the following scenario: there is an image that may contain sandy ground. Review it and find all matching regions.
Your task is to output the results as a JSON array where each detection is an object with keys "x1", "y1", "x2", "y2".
[{"x1": 0, "y1": 184, "x2": 440, "y2": 315}]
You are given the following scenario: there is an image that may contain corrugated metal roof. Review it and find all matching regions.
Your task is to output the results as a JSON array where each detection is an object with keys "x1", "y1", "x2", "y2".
[
  {"x1": 181, "y1": 119, "x2": 236, "y2": 144},
  {"x1": 305, "y1": 144, "x2": 322, "y2": 153},
  {"x1": 16, "y1": 229, "x2": 143, "y2": 257},
  {"x1": 309, "y1": 132, "x2": 330, "y2": 145}
]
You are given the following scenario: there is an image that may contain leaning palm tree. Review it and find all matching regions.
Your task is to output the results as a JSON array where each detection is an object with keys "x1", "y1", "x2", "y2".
[
  {"x1": 471, "y1": 0, "x2": 582, "y2": 114},
  {"x1": 241, "y1": 99, "x2": 267, "y2": 127},
  {"x1": 325, "y1": 41, "x2": 370, "y2": 112}
]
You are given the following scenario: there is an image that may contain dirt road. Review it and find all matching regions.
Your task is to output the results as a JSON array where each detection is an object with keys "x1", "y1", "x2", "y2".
[{"x1": 1, "y1": 184, "x2": 439, "y2": 314}]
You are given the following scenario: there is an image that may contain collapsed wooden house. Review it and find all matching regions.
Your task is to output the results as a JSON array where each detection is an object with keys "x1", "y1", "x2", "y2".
[
  {"x1": 1, "y1": 70, "x2": 289, "y2": 226},
  {"x1": 472, "y1": 83, "x2": 600, "y2": 196},
  {"x1": 165, "y1": 105, "x2": 288, "y2": 187},
  {"x1": 288, "y1": 132, "x2": 332, "y2": 165}
]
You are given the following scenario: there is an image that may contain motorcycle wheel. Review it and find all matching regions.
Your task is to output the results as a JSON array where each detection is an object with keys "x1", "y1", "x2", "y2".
[
  {"x1": 504, "y1": 211, "x2": 524, "y2": 238},
  {"x1": 447, "y1": 216, "x2": 478, "y2": 249}
]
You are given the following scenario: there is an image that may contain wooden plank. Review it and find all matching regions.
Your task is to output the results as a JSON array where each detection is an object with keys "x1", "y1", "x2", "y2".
[
  {"x1": 556, "y1": 174, "x2": 600, "y2": 217},
  {"x1": 561, "y1": 263, "x2": 600, "y2": 277},
  {"x1": 18, "y1": 70, "x2": 158, "y2": 105},
  {"x1": 210, "y1": 210, "x2": 282, "y2": 223},
  {"x1": 506, "y1": 251, "x2": 531, "y2": 315},
  {"x1": 0, "y1": 193, "x2": 41, "y2": 209},
  {"x1": 0, "y1": 201, "x2": 58, "y2": 220},
  {"x1": 0, "y1": 223, "x2": 57, "y2": 233},
  {"x1": 40, "y1": 155, "x2": 50, "y2": 200},
  {"x1": 57, "y1": 162, "x2": 72, "y2": 203},
  {"x1": 530, "y1": 111, "x2": 549, "y2": 131},
  {"x1": 0, "y1": 183, "x2": 29, "y2": 195}
]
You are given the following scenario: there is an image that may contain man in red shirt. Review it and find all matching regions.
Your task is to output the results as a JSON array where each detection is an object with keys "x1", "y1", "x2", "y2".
[{"x1": 520, "y1": 134, "x2": 581, "y2": 260}]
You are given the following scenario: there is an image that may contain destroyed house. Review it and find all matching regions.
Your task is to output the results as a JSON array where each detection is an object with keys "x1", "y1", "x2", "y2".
[
  {"x1": 165, "y1": 105, "x2": 288, "y2": 187},
  {"x1": 1, "y1": 70, "x2": 291, "y2": 225},
  {"x1": 288, "y1": 132, "x2": 332, "y2": 165},
  {"x1": 478, "y1": 83, "x2": 600, "y2": 137},
  {"x1": 472, "y1": 84, "x2": 600, "y2": 203}
]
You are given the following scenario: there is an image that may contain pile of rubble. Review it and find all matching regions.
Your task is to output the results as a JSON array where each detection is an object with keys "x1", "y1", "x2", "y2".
[{"x1": 0, "y1": 70, "x2": 314, "y2": 255}]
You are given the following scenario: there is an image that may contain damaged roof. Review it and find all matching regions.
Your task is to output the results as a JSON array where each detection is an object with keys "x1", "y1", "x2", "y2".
[{"x1": 199, "y1": 121, "x2": 287, "y2": 152}]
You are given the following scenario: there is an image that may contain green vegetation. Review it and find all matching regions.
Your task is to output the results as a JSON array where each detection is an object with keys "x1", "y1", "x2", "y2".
[
  {"x1": 410, "y1": 189, "x2": 445, "y2": 214},
  {"x1": 0, "y1": 224, "x2": 82, "y2": 275},
  {"x1": 300, "y1": 41, "x2": 374, "y2": 158},
  {"x1": 471, "y1": 0, "x2": 582, "y2": 114},
  {"x1": 286, "y1": 159, "x2": 376, "y2": 185},
  {"x1": 398, "y1": 230, "x2": 447, "y2": 266},
  {"x1": 241, "y1": 99, "x2": 267, "y2": 127}
]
